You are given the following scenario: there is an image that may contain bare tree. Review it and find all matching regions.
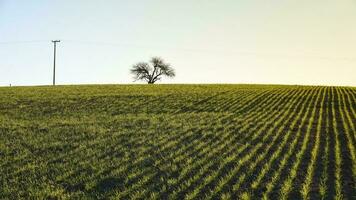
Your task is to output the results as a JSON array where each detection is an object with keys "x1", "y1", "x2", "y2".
[{"x1": 130, "y1": 57, "x2": 175, "y2": 84}]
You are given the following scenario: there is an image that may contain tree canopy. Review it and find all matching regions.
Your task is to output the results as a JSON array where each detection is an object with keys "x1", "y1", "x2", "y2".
[{"x1": 130, "y1": 57, "x2": 175, "y2": 84}]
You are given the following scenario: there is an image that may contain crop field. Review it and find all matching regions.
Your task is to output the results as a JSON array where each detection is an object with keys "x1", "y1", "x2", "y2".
[{"x1": 0, "y1": 84, "x2": 355, "y2": 199}]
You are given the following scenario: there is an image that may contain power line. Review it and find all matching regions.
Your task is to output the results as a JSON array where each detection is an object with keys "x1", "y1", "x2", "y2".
[
  {"x1": 62, "y1": 39, "x2": 356, "y2": 62},
  {"x1": 1, "y1": 39, "x2": 356, "y2": 62},
  {"x1": 0, "y1": 40, "x2": 48, "y2": 45}
]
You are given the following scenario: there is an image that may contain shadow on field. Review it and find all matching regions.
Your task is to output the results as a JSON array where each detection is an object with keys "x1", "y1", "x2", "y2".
[{"x1": 94, "y1": 177, "x2": 125, "y2": 194}]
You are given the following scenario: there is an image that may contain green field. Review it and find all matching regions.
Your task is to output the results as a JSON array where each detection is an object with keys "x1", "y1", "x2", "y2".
[{"x1": 0, "y1": 84, "x2": 355, "y2": 199}]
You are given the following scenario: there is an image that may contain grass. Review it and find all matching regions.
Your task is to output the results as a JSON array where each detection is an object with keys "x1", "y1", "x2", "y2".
[{"x1": 0, "y1": 84, "x2": 355, "y2": 199}]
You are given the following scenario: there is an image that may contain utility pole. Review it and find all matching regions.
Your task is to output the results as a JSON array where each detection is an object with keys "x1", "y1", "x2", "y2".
[{"x1": 52, "y1": 40, "x2": 60, "y2": 86}]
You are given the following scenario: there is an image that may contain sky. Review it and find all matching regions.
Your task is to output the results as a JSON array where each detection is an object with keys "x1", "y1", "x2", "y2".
[{"x1": 0, "y1": 0, "x2": 355, "y2": 86}]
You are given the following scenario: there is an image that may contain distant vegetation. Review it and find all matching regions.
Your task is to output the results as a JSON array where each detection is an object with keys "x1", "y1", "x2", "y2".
[
  {"x1": 0, "y1": 84, "x2": 355, "y2": 199},
  {"x1": 130, "y1": 57, "x2": 175, "y2": 84}
]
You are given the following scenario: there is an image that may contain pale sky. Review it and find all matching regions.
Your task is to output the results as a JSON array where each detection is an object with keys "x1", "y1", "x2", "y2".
[{"x1": 0, "y1": 0, "x2": 355, "y2": 86}]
